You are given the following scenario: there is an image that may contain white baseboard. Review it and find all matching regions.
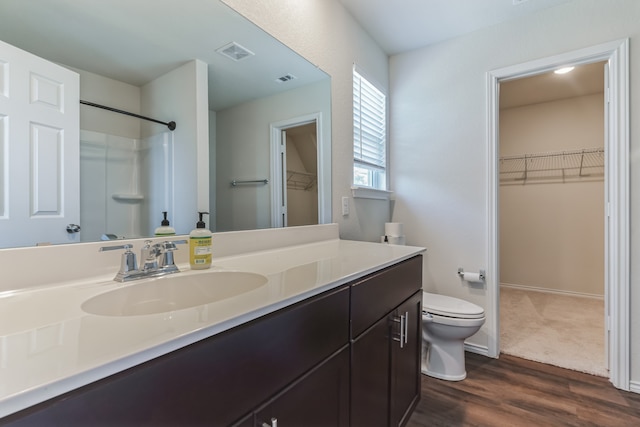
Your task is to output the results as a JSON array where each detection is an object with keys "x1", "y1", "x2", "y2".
[
  {"x1": 464, "y1": 342, "x2": 490, "y2": 357},
  {"x1": 629, "y1": 380, "x2": 640, "y2": 394},
  {"x1": 500, "y1": 282, "x2": 604, "y2": 300}
]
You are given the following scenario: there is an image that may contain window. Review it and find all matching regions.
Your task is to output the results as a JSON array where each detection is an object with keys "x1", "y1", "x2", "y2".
[{"x1": 353, "y1": 67, "x2": 386, "y2": 190}]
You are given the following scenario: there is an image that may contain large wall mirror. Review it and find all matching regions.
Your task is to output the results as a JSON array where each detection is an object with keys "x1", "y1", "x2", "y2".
[{"x1": 0, "y1": 0, "x2": 331, "y2": 249}]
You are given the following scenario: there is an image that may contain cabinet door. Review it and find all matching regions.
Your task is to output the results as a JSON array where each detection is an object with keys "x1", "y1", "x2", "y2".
[
  {"x1": 255, "y1": 347, "x2": 350, "y2": 427},
  {"x1": 351, "y1": 315, "x2": 391, "y2": 427},
  {"x1": 390, "y1": 291, "x2": 422, "y2": 427}
]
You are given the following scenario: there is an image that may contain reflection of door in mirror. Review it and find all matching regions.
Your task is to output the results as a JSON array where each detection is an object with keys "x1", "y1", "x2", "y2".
[
  {"x1": 284, "y1": 123, "x2": 318, "y2": 227},
  {"x1": 0, "y1": 40, "x2": 80, "y2": 248},
  {"x1": 267, "y1": 113, "x2": 325, "y2": 230}
]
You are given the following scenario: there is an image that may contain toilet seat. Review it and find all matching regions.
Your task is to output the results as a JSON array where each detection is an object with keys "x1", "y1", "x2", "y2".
[
  {"x1": 423, "y1": 311, "x2": 486, "y2": 327},
  {"x1": 423, "y1": 292, "x2": 484, "y2": 319}
]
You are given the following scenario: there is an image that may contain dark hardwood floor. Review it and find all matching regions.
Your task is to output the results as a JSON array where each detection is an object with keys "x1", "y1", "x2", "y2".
[{"x1": 407, "y1": 352, "x2": 640, "y2": 427}]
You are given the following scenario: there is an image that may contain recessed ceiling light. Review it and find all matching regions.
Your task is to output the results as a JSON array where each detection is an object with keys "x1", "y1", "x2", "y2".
[{"x1": 554, "y1": 66, "x2": 575, "y2": 75}]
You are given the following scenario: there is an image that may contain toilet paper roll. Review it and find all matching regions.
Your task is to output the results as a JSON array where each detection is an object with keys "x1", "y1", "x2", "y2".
[
  {"x1": 387, "y1": 236, "x2": 406, "y2": 245},
  {"x1": 460, "y1": 272, "x2": 483, "y2": 283},
  {"x1": 385, "y1": 222, "x2": 404, "y2": 237}
]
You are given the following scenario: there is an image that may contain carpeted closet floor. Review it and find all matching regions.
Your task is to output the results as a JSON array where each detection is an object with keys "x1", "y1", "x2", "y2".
[{"x1": 500, "y1": 286, "x2": 607, "y2": 377}]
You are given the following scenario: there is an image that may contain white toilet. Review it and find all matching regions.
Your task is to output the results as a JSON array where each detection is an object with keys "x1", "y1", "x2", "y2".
[{"x1": 421, "y1": 291, "x2": 485, "y2": 381}]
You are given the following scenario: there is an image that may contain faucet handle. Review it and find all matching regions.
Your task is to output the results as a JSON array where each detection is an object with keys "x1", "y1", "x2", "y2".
[
  {"x1": 160, "y1": 239, "x2": 187, "y2": 251},
  {"x1": 158, "y1": 239, "x2": 187, "y2": 270},
  {"x1": 99, "y1": 244, "x2": 138, "y2": 279}
]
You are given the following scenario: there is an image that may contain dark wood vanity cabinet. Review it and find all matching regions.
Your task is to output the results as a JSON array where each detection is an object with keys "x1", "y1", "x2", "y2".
[
  {"x1": 247, "y1": 346, "x2": 350, "y2": 427},
  {"x1": 1, "y1": 255, "x2": 422, "y2": 427},
  {"x1": 2, "y1": 286, "x2": 350, "y2": 427},
  {"x1": 351, "y1": 256, "x2": 423, "y2": 427},
  {"x1": 390, "y1": 293, "x2": 422, "y2": 427}
]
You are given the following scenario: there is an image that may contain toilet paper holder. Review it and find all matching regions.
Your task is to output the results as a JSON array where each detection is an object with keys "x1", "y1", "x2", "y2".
[{"x1": 457, "y1": 268, "x2": 485, "y2": 282}]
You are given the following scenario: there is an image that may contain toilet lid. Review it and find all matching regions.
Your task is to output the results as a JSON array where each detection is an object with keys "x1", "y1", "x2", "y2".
[{"x1": 423, "y1": 292, "x2": 485, "y2": 319}]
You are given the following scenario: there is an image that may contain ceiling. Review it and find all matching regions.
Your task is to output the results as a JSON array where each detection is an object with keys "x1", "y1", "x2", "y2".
[
  {"x1": 339, "y1": 0, "x2": 600, "y2": 107},
  {"x1": 338, "y1": 0, "x2": 575, "y2": 55},
  {"x1": 0, "y1": 0, "x2": 598, "y2": 110},
  {"x1": 500, "y1": 61, "x2": 605, "y2": 109},
  {"x1": 0, "y1": 0, "x2": 328, "y2": 111}
]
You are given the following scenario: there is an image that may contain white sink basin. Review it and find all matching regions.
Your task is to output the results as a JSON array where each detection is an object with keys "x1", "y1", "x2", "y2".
[{"x1": 81, "y1": 271, "x2": 268, "y2": 316}]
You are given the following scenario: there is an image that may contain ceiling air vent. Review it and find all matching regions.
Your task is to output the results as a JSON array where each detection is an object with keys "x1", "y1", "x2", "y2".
[
  {"x1": 216, "y1": 42, "x2": 254, "y2": 61},
  {"x1": 276, "y1": 74, "x2": 297, "y2": 83}
]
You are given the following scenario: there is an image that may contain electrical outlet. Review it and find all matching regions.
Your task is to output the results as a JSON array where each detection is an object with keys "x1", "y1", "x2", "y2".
[{"x1": 341, "y1": 196, "x2": 349, "y2": 216}]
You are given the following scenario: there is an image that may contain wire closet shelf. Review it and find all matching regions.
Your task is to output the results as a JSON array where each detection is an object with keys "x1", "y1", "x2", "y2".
[
  {"x1": 287, "y1": 170, "x2": 317, "y2": 191},
  {"x1": 499, "y1": 147, "x2": 604, "y2": 183}
]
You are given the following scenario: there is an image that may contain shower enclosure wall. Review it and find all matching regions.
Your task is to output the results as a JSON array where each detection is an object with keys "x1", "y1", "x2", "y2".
[{"x1": 80, "y1": 130, "x2": 174, "y2": 242}]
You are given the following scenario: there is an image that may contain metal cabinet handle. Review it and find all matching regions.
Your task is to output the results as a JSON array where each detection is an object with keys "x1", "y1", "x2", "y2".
[
  {"x1": 392, "y1": 314, "x2": 405, "y2": 348},
  {"x1": 400, "y1": 313, "x2": 405, "y2": 348},
  {"x1": 404, "y1": 311, "x2": 409, "y2": 345},
  {"x1": 261, "y1": 417, "x2": 277, "y2": 427}
]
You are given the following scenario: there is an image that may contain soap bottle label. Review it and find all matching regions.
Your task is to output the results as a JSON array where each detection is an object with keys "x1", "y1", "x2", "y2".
[{"x1": 190, "y1": 236, "x2": 212, "y2": 267}]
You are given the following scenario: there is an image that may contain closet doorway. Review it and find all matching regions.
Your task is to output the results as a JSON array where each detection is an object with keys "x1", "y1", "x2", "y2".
[
  {"x1": 283, "y1": 122, "x2": 318, "y2": 227},
  {"x1": 270, "y1": 113, "x2": 326, "y2": 228},
  {"x1": 487, "y1": 39, "x2": 630, "y2": 391},
  {"x1": 498, "y1": 61, "x2": 607, "y2": 377}
]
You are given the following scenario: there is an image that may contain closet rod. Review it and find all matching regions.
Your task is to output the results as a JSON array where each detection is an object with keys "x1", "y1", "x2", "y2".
[{"x1": 80, "y1": 100, "x2": 176, "y2": 131}]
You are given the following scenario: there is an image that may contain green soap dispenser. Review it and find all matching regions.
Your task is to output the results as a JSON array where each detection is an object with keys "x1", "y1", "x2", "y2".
[
  {"x1": 189, "y1": 212, "x2": 212, "y2": 269},
  {"x1": 154, "y1": 212, "x2": 176, "y2": 236}
]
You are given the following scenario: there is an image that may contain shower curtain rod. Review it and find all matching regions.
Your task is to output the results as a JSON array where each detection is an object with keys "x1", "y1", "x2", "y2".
[{"x1": 80, "y1": 100, "x2": 176, "y2": 131}]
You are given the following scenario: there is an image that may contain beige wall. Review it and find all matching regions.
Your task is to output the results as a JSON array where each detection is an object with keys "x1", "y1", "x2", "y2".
[
  {"x1": 141, "y1": 60, "x2": 209, "y2": 235},
  {"x1": 221, "y1": 0, "x2": 391, "y2": 241},
  {"x1": 215, "y1": 80, "x2": 330, "y2": 231},
  {"x1": 286, "y1": 129, "x2": 319, "y2": 227},
  {"x1": 389, "y1": 0, "x2": 640, "y2": 377},
  {"x1": 500, "y1": 93, "x2": 604, "y2": 296},
  {"x1": 69, "y1": 66, "x2": 141, "y2": 139},
  {"x1": 222, "y1": 0, "x2": 640, "y2": 386}
]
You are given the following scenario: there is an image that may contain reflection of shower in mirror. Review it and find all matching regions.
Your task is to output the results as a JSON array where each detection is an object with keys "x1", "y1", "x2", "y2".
[{"x1": 80, "y1": 130, "x2": 174, "y2": 242}]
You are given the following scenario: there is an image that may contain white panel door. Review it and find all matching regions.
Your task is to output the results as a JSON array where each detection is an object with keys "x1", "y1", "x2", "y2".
[{"x1": 0, "y1": 39, "x2": 80, "y2": 248}]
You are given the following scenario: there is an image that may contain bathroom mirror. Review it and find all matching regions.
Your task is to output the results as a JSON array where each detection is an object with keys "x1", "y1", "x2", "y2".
[{"x1": 0, "y1": 0, "x2": 331, "y2": 248}]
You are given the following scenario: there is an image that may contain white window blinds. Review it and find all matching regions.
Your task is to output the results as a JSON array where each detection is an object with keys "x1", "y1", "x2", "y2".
[{"x1": 353, "y1": 68, "x2": 386, "y2": 172}]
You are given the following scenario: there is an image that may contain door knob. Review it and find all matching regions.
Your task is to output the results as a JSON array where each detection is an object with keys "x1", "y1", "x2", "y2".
[{"x1": 66, "y1": 224, "x2": 81, "y2": 233}]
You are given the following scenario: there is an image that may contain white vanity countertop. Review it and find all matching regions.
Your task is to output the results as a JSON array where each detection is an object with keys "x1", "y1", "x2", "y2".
[{"x1": 0, "y1": 238, "x2": 424, "y2": 418}]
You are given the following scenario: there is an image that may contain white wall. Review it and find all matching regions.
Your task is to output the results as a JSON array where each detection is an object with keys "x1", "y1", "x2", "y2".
[
  {"x1": 141, "y1": 60, "x2": 209, "y2": 234},
  {"x1": 500, "y1": 94, "x2": 604, "y2": 296},
  {"x1": 221, "y1": 0, "x2": 390, "y2": 241},
  {"x1": 139, "y1": 131, "x2": 174, "y2": 236},
  {"x1": 215, "y1": 80, "x2": 330, "y2": 231},
  {"x1": 389, "y1": 0, "x2": 640, "y2": 379}
]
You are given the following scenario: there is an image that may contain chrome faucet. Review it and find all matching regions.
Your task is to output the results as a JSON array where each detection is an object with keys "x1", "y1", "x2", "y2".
[{"x1": 100, "y1": 239, "x2": 187, "y2": 282}]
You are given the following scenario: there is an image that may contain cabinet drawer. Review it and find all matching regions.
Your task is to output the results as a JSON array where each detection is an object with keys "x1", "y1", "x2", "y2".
[
  {"x1": 253, "y1": 346, "x2": 350, "y2": 427},
  {"x1": 3, "y1": 286, "x2": 350, "y2": 427},
  {"x1": 351, "y1": 255, "x2": 422, "y2": 338}
]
